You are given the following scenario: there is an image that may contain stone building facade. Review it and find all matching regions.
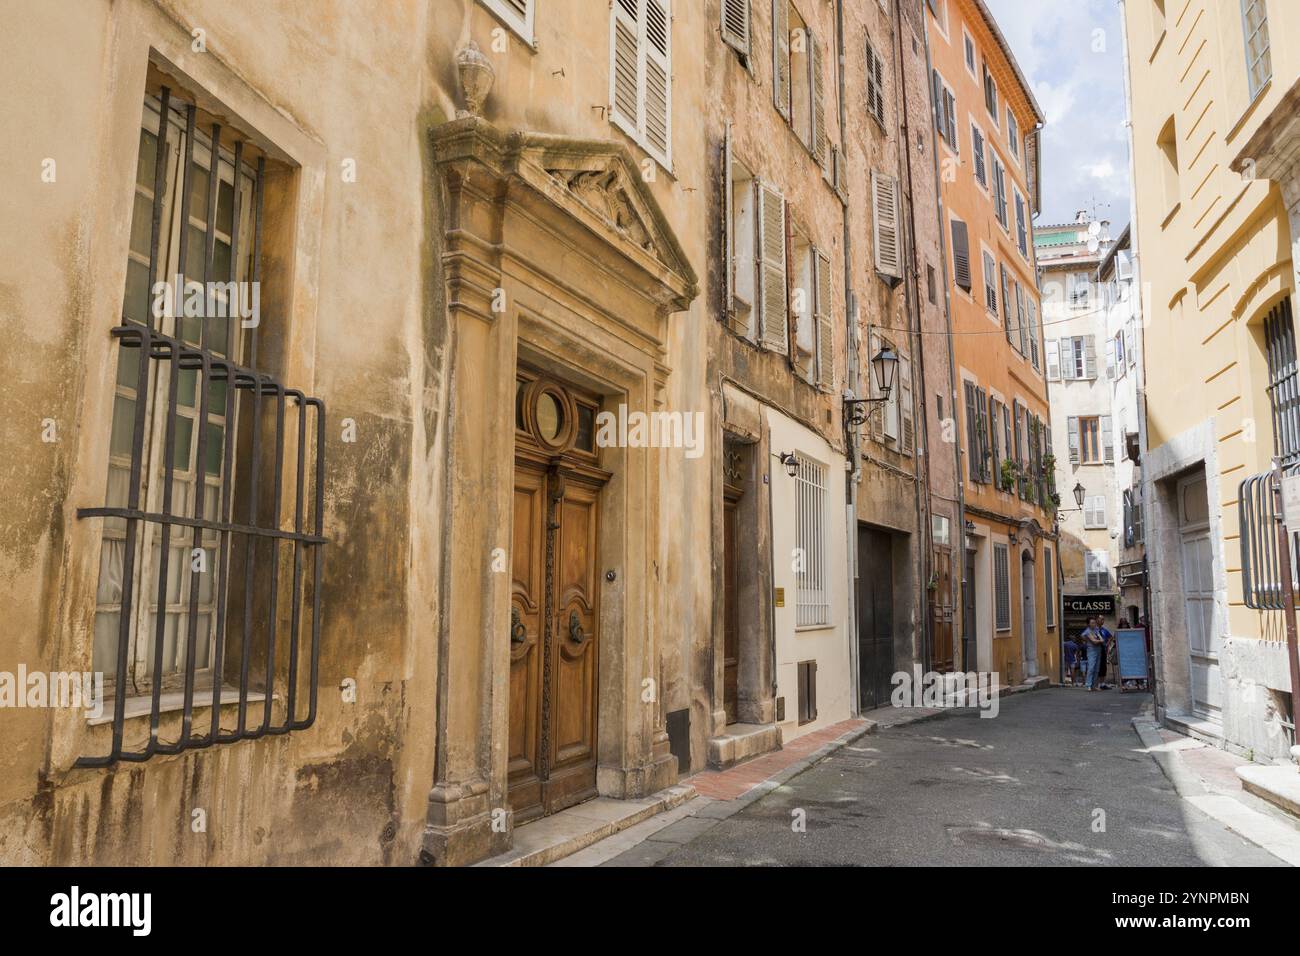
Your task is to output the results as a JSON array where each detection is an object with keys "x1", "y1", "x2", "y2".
[{"x1": 0, "y1": 0, "x2": 970, "y2": 866}]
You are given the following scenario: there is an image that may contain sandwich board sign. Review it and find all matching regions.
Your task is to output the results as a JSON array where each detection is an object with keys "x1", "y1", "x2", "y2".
[{"x1": 1116, "y1": 628, "x2": 1149, "y2": 691}]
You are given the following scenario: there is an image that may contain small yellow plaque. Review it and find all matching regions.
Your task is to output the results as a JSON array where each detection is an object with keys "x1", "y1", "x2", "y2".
[{"x1": 774, "y1": 587, "x2": 785, "y2": 607}]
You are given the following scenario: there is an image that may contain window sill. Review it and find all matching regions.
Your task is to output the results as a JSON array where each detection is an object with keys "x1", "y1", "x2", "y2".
[{"x1": 88, "y1": 686, "x2": 268, "y2": 726}]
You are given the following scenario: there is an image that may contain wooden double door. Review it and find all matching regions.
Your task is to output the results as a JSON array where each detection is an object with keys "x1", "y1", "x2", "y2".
[{"x1": 508, "y1": 456, "x2": 606, "y2": 822}]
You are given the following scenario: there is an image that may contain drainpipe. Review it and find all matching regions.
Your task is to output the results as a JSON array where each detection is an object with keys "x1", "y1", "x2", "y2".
[
  {"x1": 893, "y1": 0, "x2": 932, "y2": 673},
  {"x1": 919, "y1": 6, "x2": 968, "y2": 670},
  {"x1": 835, "y1": 0, "x2": 862, "y2": 714}
]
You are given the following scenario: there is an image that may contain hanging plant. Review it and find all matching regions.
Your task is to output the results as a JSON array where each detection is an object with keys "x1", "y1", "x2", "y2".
[{"x1": 1000, "y1": 459, "x2": 1019, "y2": 491}]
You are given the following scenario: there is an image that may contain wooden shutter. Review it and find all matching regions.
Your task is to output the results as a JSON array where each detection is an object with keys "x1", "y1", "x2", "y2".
[
  {"x1": 815, "y1": 248, "x2": 833, "y2": 391},
  {"x1": 866, "y1": 38, "x2": 885, "y2": 124},
  {"x1": 772, "y1": 0, "x2": 790, "y2": 121},
  {"x1": 872, "y1": 172, "x2": 901, "y2": 278},
  {"x1": 643, "y1": 0, "x2": 671, "y2": 165},
  {"x1": 1016, "y1": 282, "x2": 1027, "y2": 354},
  {"x1": 977, "y1": 387, "x2": 990, "y2": 480},
  {"x1": 810, "y1": 33, "x2": 828, "y2": 168},
  {"x1": 1102, "y1": 415, "x2": 1114, "y2": 463},
  {"x1": 870, "y1": 331, "x2": 885, "y2": 441},
  {"x1": 993, "y1": 398, "x2": 1003, "y2": 481},
  {"x1": 900, "y1": 355, "x2": 915, "y2": 454},
  {"x1": 1105, "y1": 337, "x2": 1116, "y2": 379},
  {"x1": 1083, "y1": 335, "x2": 1097, "y2": 379},
  {"x1": 964, "y1": 381, "x2": 980, "y2": 481},
  {"x1": 1000, "y1": 265, "x2": 1012, "y2": 341},
  {"x1": 1046, "y1": 339, "x2": 1060, "y2": 380},
  {"x1": 610, "y1": 0, "x2": 640, "y2": 139},
  {"x1": 721, "y1": 0, "x2": 750, "y2": 55},
  {"x1": 1067, "y1": 416, "x2": 1079, "y2": 463},
  {"x1": 722, "y1": 123, "x2": 734, "y2": 323},
  {"x1": 973, "y1": 125, "x2": 986, "y2": 184},
  {"x1": 757, "y1": 180, "x2": 788, "y2": 353},
  {"x1": 1028, "y1": 301, "x2": 1040, "y2": 368},
  {"x1": 951, "y1": 218, "x2": 971, "y2": 291}
]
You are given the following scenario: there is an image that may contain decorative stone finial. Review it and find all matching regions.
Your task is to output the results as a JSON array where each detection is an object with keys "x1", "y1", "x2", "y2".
[{"x1": 456, "y1": 41, "x2": 495, "y2": 119}]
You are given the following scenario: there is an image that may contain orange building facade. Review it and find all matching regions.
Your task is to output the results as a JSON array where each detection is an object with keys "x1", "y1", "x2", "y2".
[{"x1": 925, "y1": 0, "x2": 1057, "y2": 684}]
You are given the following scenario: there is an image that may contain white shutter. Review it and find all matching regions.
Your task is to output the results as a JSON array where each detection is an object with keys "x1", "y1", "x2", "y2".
[
  {"x1": 1083, "y1": 335, "x2": 1097, "y2": 379},
  {"x1": 1126, "y1": 319, "x2": 1136, "y2": 367},
  {"x1": 1105, "y1": 338, "x2": 1115, "y2": 380},
  {"x1": 1061, "y1": 338, "x2": 1076, "y2": 380},
  {"x1": 721, "y1": 0, "x2": 750, "y2": 55},
  {"x1": 610, "y1": 0, "x2": 640, "y2": 140},
  {"x1": 1067, "y1": 416, "x2": 1079, "y2": 463},
  {"x1": 757, "y1": 180, "x2": 788, "y2": 354},
  {"x1": 815, "y1": 249, "x2": 833, "y2": 391},
  {"x1": 481, "y1": 0, "x2": 534, "y2": 43},
  {"x1": 810, "y1": 32, "x2": 828, "y2": 168},
  {"x1": 1102, "y1": 415, "x2": 1114, "y2": 463},
  {"x1": 869, "y1": 331, "x2": 885, "y2": 441},
  {"x1": 642, "y1": 0, "x2": 671, "y2": 166},
  {"x1": 772, "y1": 0, "x2": 790, "y2": 121},
  {"x1": 722, "y1": 123, "x2": 734, "y2": 322},
  {"x1": 900, "y1": 355, "x2": 915, "y2": 454},
  {"x1": 1046, "y1": 339, "x2": 1060, "y2": 381},
  {"x1": 872, "y1": 172, "x2": 901, "y2": 278}
]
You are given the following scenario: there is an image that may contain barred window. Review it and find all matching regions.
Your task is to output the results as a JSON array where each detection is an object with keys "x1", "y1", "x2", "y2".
[
  {"x1": 81, "y1": 82, "x2": 325, "y2": 765},
  {"x1": 993, "y1": 543, "x2": 1011, "y2": 631},
  {"x1": 795, "y1": 454, "x2": 829, "y2": 627},
  {"x1": 1264, "y1": 297, "x2": 1299, "y2": 463}
]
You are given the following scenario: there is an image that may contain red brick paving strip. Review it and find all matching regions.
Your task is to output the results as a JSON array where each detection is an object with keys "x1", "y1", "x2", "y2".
[{"x1": 684, "y1": 718, "x2": 869, "y2": 801}]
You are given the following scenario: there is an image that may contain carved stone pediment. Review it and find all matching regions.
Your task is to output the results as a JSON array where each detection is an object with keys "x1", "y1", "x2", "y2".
[{"x1": 430, "y1": 118, "x2": 698, "y2": 314}]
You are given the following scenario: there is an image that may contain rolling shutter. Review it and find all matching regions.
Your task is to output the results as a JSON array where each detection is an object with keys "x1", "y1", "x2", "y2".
[
  {"x1": 815, "y1": 249, "x2": 834, "y2": 391},
  {"x1": 872, "y1": 172, "x2": 902, "y2": 278},
  {"x1": 757, "y1": 180, "x2": 788, "y2": 353},
  {"x1": 772, "y1": 0, "x2": 790, "y2": 121}
]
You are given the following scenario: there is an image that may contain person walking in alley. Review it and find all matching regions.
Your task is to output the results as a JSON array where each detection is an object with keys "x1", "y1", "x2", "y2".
[{"x1": 1081, "y1": 617, "x2": 1106, "y2": 691}]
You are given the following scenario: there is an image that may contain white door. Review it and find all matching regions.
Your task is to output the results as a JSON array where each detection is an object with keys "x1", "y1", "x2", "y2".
[
  {"x1": 1021, "y1": 555, "x2": 1037, "y2": 677},
  {"x1": 1178, "y1": 474, "x2": 1221, "y2": 719}
]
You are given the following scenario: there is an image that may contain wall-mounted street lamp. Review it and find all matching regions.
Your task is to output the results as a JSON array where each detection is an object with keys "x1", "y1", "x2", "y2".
[
  {"x1": 843, "y1": 346, "x2": 900, "y2": 427},
  {"x1": 778, "y1": 452, "x2": 800, "y2": 478},
  {"x1": 1056, "y1": 481, "x2": 1088, "y2": 512}
]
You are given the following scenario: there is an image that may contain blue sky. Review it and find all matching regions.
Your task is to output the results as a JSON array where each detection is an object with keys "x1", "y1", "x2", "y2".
[{"x1": 983, "y1": 0, "x2": 1132, "y2": 230}]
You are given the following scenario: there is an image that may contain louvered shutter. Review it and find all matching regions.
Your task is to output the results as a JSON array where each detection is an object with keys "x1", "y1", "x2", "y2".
[
  {"x1": 951, "y1": 219, "x2": 971, "y2": 292},
  {"x1": 1000, "y1": 264, "x2": 1012, "y2": 342},
  {"x1": 1028, "y1": 301, "x2": 1040, "y2": 368},
  {"x1": 1105, "y1": 337, "x2": 1115, "y2": 380},
  {"x1": 643, "y1": 0, "x2": 671, "y2": 165},
  {"x1": 931, "y1": 70, "x2": 943, "y2": 135},
  {"x1": 1061, "y1": 338, "x2": 1076, "y2": 380},
  {"x1": 722, "y1": 0, "x2": 750, "y2": 55},
  {"x1": 989, "y1": 398, "x2": 1001, "y2": 483},
  {"x1": 757, "y1": 180, "x2": 788, "y2": 353},
  {"x1": 870, "y1": 331, "x2": 885, "y2": 441},
  {"x1": 810, "y1": 32, "x2": 828, "y2": 168},
  {"x1": 815, "y1": 249, "x2": 834, "y2": 391},
  {"x1": 900, "y1": 356, "x2": 915, "y2": 454},
  {"x1": 610, "y1": 0, "x2": 640, "y2": 140},
  {"x1": 977, "y1": 387, "x2": 990, "y2": 480},
  {"x1": 1102, "y1": 415, "x2": 1114, "y2": 463},
  {"x1": 1083, "y1": 335, "x2": 1097, "y2": 379},
  {"x1": 973, "y1": 126, "x2": 986, "y2": 184},
  {"x1": 872, "y1": 172, "x2": 901, "y2": 278},
  {"x1": 482, "y1": 0, "x2": 534, "y2": 42},
  {"x1": 1067, "y1": 416, "x2": 1079, "y2": 464},
  {"x1": 1016, "y1": 282, "x2": 1027, "y2": 354},
  {"x1": 773, "y1": 0, "x2": 790, "y2": 121},
  {"x1": 964, "y1": 381, "x2": 979, "y2": 481},
  {"x1": 722, "y1": 123, "x2": 734, "y2": 323},
  {"x1": 1046, "y1": 339, "x2": 1060, "y2": 380}
]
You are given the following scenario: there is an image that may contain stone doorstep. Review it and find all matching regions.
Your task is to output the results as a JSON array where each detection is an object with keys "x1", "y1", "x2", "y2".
[
  {"x1": 706, "y1": 722, "x2": 782, "y2": 769},
  {"x1": 1237, "y1": 764, "x2": 1300, "y2": 819},
  {"x1": 475, "y1": 783, "x2": 696, "y2": 867}
]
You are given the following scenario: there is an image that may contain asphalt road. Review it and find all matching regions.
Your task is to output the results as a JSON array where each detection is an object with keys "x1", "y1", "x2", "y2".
[{"x1": 635, "y1": 688, "x2": 1283, "y2": 866}]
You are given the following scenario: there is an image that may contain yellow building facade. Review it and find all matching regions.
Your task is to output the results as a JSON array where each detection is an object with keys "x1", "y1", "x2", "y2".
[
  {"x1": 926, "y1": 0, "x2": 1057, "y2": 685},
  {"x1": 1123, "y1": 0, "x2": 1300, "y2": 756}
]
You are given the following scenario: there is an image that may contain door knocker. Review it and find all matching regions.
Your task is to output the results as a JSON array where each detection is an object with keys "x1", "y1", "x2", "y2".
[
  {"x1": 510, "y1": 607, "x2": 527, "y2": 645},
  {"x1": 568, "y1": 610, "x2": 586, "y2": 645}
]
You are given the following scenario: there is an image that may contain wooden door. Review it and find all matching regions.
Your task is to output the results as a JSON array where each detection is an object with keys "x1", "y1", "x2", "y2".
[
  {"x1": 857, "y1": 526, "x2": 894, "y2": 711},
  {"x1": 508, "y1": 461, "x2": 603, "y2": 821},
  {"x1": 930, "y1": 546, "x2": 954, "y2": 672},
  {"x1": 723, "y1": 486, "x2": 741, "y2": 723}
]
